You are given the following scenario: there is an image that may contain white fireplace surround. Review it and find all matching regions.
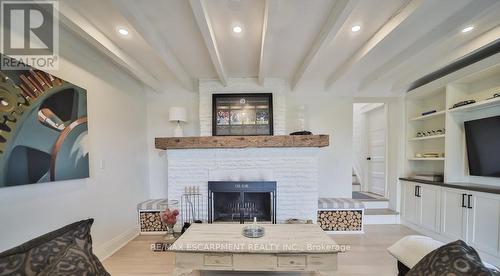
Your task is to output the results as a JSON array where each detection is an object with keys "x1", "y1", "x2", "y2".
[
  {"x1": 166, "y1": 78, "x2": 319, "y2": 223},
  {"x1": 167, "y1": 148, "x2": 319, "y2": 222}
]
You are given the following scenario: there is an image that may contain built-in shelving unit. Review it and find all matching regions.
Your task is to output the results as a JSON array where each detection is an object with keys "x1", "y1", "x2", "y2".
[
  {"x1": 408, "y1": 110, "x2": 446, "y2": 121},
  {"x1": 408, "y1": 134, "x2": 445, "y2": 141},
  {"x1": 448, "y1": 96, "x2": 500, "y2": 113},
  {"x1": 404, "y1": 56, "x2": 500, "y2": 186},
  {"x1": 407, "y1": 158, "x2": 446, "y2": 161},
  {"x1": 405, "y1": 85, "x2": 446, "y2": 176}
]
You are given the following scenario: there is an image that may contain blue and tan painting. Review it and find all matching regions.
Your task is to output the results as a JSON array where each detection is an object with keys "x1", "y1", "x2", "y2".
[{"x1": 0, "y1": 54, "x2": 89, "y2": 188}]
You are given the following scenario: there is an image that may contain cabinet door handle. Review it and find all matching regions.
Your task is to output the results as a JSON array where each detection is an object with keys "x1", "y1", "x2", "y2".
[
  {"x1": 461, "y1": 194, "x2": 467, "y2": 208},
  {"x1": 467, "y1": 194, "x2": 473, "y2": 209},
  {"x1": 416, "y1": 186, "x2": 421, "y2": 197}
]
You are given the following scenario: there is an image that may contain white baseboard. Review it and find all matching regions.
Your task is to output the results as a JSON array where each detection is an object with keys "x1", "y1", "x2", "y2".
[{"x1": 94, "y1": 227, "x2": 139, "y2": 261}]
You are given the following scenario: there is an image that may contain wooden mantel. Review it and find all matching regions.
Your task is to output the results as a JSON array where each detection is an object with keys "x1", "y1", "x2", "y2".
[{"x1": 155, "y1": 135, "x2": 329, "y2": 150}]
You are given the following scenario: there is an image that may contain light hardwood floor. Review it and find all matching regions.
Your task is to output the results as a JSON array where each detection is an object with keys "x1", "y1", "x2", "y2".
[{"x1": 103, "y1": 225, "x2": 418, "y2": 276}]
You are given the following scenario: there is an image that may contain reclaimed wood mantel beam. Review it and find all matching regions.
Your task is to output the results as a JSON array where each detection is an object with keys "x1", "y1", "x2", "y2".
[{"x1": 155, "y1": 135, "x2": 329, "y2": 150}]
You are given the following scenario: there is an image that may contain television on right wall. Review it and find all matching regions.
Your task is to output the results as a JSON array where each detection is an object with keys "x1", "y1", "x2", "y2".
[{"x1": 464, "y1": 115, "x2": 500, "y2": 178}]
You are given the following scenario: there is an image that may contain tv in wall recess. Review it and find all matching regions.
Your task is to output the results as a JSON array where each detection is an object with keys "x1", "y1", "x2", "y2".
[{"x1": 464, "y1": 115, "x2": 500, "y2": 177}]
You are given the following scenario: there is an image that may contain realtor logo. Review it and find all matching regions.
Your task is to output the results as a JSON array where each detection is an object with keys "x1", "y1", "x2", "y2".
[{"x1": 0, "y1": 1, "x2": 59, "y2": 70}]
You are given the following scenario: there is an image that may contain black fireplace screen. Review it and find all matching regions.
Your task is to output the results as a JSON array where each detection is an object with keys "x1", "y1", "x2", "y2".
[{"x1": 208, "y1": 181, "x2": 276, "y2": 224}]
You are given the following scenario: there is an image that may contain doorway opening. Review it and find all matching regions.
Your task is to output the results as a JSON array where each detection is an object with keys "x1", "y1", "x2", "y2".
[{"x1": 352, "y1": 103, "x2": 388, "y2": 199}]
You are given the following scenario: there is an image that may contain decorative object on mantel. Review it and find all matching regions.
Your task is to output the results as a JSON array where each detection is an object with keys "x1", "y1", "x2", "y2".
[
  {"x1": 160, "y1": 201, "x2": 180, "y2": 241},
  {"x1": 169, "y1": 107, "x2": 187, "y2": 137},
  {"x1": 296, "y1": 104, "x2": 308, "y2": 130},
  {"x1": 212, "y1": 93, "x2": 273, "y2": 136},
  {"x1": 155, "y1": 134, "x2": 329, "y2": 149},
  {"x1": 290, "y1": 131, "x2": 313, "y2": 135}
]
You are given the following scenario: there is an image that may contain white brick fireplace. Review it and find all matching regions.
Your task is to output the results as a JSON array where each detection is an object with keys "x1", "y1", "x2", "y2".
[
  {"x1": 165, "y1": 78, "x2": 321, "y2": 223},
  {"x1": 167, "y1": 147, "x2": 319, "y2": 222}
]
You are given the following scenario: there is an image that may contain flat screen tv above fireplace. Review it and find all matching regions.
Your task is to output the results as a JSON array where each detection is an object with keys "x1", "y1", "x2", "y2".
[{"x1": 212, "y1": 93, "x2": 273, "y2": 136}]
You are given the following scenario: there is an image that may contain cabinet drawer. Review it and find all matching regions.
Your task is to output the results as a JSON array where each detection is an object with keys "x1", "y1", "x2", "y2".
[
  {"x1": 277, "y1": 255, "x2": 306, "y2": 268},
  {"x1": 203, "y1": 254, "x2": 233, "y2": 267}
]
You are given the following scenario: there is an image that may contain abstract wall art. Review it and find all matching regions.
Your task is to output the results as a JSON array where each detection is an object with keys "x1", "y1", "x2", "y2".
[{"x1": 0, "y1": 54, "x2": 89, "y2": 188}]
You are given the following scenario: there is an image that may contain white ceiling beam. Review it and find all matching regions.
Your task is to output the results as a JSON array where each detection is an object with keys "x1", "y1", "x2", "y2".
[
  {"x1": 358, "y1": 0, "x2": 499, "y2": 92},
  {"x1": 112, "y1": 0, "x2": 195, "y2": 91},
  {"x1": 189, "y1": 0, "x2": 227, "y2": 86},
  {"x1": 391, "y1": 26, "x2": 500, "y2": 93},
  {"x1": 56, "y1": 2, "x2": 164, "y2": 93},
  {"x1": 324, "y1": 0, "x2": 422, "y2": 90},
  {"x1": 291, "y1": 0, "x2": 356, "y2": 90},
  {"x1": 258, "y1": 0, "x2": 279, "y2": 86}
]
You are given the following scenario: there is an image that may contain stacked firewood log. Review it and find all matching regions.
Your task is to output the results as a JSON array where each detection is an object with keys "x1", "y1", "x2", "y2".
[
  {"x1": 317, "y1": 210, "x2": 362, "y2": 231},
  {"x1": 140, "y1": 212, "x2": 168, "y2": 232}
]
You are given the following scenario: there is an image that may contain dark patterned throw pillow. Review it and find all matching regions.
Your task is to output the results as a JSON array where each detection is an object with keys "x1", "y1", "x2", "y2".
[
  {"x1": 407, "y1": 240, "x2": 496, "y2": 276},
  {"x1": 0, "y1": 219, "x2": 109, "y2": 276}
]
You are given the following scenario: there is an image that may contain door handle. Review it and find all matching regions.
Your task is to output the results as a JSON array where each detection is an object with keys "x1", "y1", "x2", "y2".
[
  {"x1": 366, "y1": 157, "x2": 371, "y2": 161},
  {"x1": 467, "y1": 194, "x2": 473, "y2": 209},
  {"x1": 416, "y1": 186, "x2": 421, "y2": 197},
  {"x1": 461, "y1": 194, "x2": 467, "y2": 208}
]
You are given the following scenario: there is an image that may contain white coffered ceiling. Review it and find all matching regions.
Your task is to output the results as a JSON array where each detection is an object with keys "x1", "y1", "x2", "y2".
[{"x1": 62, "y1": 0, "x2": 500, "y2": 95}]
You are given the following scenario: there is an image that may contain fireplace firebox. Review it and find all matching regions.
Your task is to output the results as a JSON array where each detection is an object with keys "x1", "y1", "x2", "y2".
[{"x1": 208, "y1": 181, "x2": 276, "y2": 224}]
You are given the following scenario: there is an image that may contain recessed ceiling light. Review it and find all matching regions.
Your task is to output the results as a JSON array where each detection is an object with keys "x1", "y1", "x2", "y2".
[
  {"x1": 117, "y1": 27, "x2": 129, "y2": 36},
  {"x1": 232, "y1": 25, "x2": 242, "y2": 33},
  {"x1": 351, "y1": 25, "x2": 361, "y2": 32},
  {"x1": 462, "y1": 26, "x2": 474, "y2": 33}
]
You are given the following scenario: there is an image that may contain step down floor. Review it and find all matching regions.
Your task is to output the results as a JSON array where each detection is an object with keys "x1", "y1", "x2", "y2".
[{"x1": 364, "y1": 208, "x2": 400, "y2": 225}]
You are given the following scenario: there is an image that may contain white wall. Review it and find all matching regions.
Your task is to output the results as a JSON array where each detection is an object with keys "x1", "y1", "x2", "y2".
[
  {"x1": 286, "y1": 88, "x2": 354, "y2": 198},
  {"x1": 0, "y1": 26, "x2": 150, "y2": 258},
  {"x1": 146, "y1": 84, "x2": 199, "y2": 198}
]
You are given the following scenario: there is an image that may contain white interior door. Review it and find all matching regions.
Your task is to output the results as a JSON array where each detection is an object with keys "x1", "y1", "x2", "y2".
[{"x1": 366, "y1": 105, "x2": 386, "y2": 196}]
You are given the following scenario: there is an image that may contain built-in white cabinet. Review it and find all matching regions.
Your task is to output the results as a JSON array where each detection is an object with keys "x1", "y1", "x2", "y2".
[
  {"x1": 440, "y1": 188, "x2": 467, "y2": 241},
  {"x1": 402, "y1": 181, "x2": 419, "y2": 225},
  {"x1": 401, "y1": 181, "x2": 441, "y2": 234},
  {"x1": 419, "y1": 184, "x2": 441, "y2": 233},
  {"x1": 441, "y1": 188, "x2": 500, "y2": 258},
  {"x1": 467, "y1": 191, "x2": 500, "y2": 257},
  {"x1": 402, "y1": 181, "x2": 500, "y2": 265}
]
